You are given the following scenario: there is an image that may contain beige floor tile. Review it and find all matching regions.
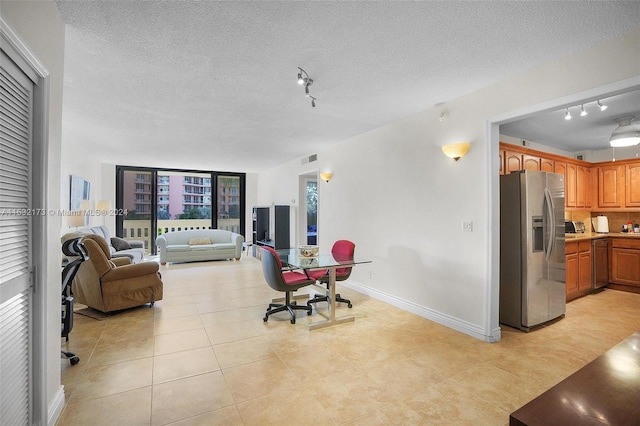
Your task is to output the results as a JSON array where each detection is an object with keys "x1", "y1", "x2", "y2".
[
  {"x1": 213, "y1": 335, "x2": 276, "y2": 368},
  {"x1": 379, "y1": 385, "x2": 510, "y2": 425},
  {"x1": 153, "y1": 346, "x2": 220, "y2": 384},
  {"x1": 154, "y1": 303, "x2": 199, "y2": 320},
  {"x1": 222, "y1": 357, "x2": 303, "y2": 403},
  {"x1": 154, "y1": 328, "x2": 211, "y2": 355},
  {"x1": 195, "y1": 298, "x2": 238, "y2": 314},
  {"x1": 235, "y1": 387, "x2": 331, "y2": 425},
  {"x1": 85, "y1": 334, "x2": 154, "y2": 368},
  {"x1": 165, "y1": 405, "x2": 243, "y2": 426},
  {"x1": 305, "y1": 369, "x2": 400, "y2": 423},
  {"x1": 151, "y1": 371, "x2": 235, "y2": 425},
  {"x1": 154, "y1": 315, "x2": 203, "y2": 336},
  {"x1": 66, "y1": 357, "x2": 153, "y2": 404},
  {"x1": 204, "y1": 319, "x2": 265, "y2": 345},
  {"x1": 57, "y1": 386, "x2": 152, "y2": 426}
]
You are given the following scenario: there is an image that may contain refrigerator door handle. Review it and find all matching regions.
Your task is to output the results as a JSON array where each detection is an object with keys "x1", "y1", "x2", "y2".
[{"x1": 543, "y1": 187, "x2": 556, "y2": 260}]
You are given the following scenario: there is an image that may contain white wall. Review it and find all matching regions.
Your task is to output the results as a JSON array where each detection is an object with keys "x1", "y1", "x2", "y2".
[
  {"x1": 256, "y1": 29, "x2": 640, "y2": 342},
  {"x1": 0, "y1": 0, "x2": 66, "y2": 423}
]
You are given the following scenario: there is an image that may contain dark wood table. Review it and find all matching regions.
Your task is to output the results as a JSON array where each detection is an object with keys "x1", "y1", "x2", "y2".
[{"x1": 510, "y1": 331, "x2": 640, "y2": 425}]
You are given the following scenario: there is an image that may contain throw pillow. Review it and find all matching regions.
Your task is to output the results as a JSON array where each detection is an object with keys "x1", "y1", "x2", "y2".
[
  {"x1": 189, "y1": 237, "x2": 212, "y2": 245},
  {"x1": 111, "y1": 236, "x2": 132, "y2": 251}
]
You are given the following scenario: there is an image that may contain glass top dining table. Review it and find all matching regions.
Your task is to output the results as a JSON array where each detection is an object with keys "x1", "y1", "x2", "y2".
[{"x1": 277, "y1": 249, "x2": 372, "y2": 330}]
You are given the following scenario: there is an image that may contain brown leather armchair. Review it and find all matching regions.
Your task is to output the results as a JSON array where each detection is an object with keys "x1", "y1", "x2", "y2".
[{"x1": 69, "y1": 234, "x2": 163, "y2": 313}]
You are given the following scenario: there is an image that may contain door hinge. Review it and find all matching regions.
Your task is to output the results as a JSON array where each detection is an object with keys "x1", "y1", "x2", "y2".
[{"x1": 30, "y1": 265, "x2": 37, "y2": 293}]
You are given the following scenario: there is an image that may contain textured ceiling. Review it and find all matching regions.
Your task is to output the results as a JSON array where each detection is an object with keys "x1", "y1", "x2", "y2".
[{"x1": 54, "y1": 1, "x2": 640, "y2": 172}]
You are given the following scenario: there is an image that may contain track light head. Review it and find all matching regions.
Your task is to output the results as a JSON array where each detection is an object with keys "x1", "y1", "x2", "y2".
[
  {"x1": 310, "y1": 96, "x2": 317, "y2": 108},
  {"x1": 598, "y1": 100, "x2": 608, "y2": 111},
  {"x1": 565, "y1": 109, "x2": 572, "y2": 120},
  {"x1": 580, "y1": 105, "x2": 588, "y2": 116},
  {"x1": 305, "y1": 85, "x2": 310, "y2": 96},
  {"x1": 297, "y1": 72, "x2": 304, "y2": 85}
]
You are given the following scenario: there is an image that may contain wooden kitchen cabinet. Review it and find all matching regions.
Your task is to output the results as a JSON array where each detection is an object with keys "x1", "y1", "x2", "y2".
[
  {"x1": 587, "y1": 167, "x2": 597, "y2": 208},
  {"x1": 541, "y1": 157, "x2": 554, "y2": 172},
  {"x1": 523, "y1": 154, "x2": 541, "y2": 171},
  {"x1": 598, "y1": 165, "x2": 625, "y2": 208},
  {"x1": 504, "y1": 150, "x2": 523, "y2": 174},
  {"x1": 576, "y1": 165, "x2": 587, "y2": 208},
  {"x1": 625, "y1": 163, "x2": 640, "y2": 207},
  {"x1": 565, "y1": 240, "x2": 592, "y2": 301},
  {"x1": 566, "y1": 163, "x2": 577, "y2": 207},
  {"x1": 610, "y1": 238, "x2": 640, "y2": 289}
]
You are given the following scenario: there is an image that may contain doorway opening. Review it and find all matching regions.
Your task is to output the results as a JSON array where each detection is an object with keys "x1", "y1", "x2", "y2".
[
  {"x1": 488, "y1": 76, "x2": 640, "y2": 343},
  {"x1": 298, "y1": 172, "x2": 318, "y2": 246}
]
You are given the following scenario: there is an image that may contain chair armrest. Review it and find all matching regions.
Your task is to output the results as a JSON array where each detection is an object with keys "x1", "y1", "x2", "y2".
[
  {"x1": 112, "y1": 257, "x2": 131, "y2": 267},
  {"x1": 101, "y1": 262, "x2": 159, "y2": 282}
]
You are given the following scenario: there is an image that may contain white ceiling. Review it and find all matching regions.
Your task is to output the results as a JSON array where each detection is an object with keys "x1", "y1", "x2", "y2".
[{"x1": 54, "y1": 1, "x2": 640, "y2": 173}]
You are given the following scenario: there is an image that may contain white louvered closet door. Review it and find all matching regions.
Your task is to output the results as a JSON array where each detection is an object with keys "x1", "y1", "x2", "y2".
[{"x1": 0, "y1": 48, "x2": 34, "y2": 426}]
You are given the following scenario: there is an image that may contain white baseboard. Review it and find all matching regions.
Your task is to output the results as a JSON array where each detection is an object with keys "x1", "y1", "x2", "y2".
[
  {"x1": 343, "y1": 280, "x2": 501, "y2": 343},
  {"x1": 48, "y1": 385, "x2": 65, "y2": 426}
]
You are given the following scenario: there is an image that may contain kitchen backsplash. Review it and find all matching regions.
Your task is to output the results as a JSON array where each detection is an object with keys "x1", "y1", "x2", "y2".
[{"x1": 565, "y1": 211, "x2": 640, "y2": 233}]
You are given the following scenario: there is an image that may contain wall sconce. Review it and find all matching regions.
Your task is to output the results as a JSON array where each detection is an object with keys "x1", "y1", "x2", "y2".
[
  {"x1": 319, "y1": 172, "x2": 332, "y2": 182},
  {"x1": 442, "y1": 142, "x2": 470, "y2": 161}
]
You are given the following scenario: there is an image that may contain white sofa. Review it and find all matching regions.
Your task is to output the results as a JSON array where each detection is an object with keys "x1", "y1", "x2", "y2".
[{"x1": 156, "y1": 229, "x2": 244, "y2": 264}]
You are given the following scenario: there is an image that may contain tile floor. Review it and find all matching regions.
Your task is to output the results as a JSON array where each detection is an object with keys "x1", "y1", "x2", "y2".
[{"x1": 58, "y1": 257, "x2": 640, "y2": 425}]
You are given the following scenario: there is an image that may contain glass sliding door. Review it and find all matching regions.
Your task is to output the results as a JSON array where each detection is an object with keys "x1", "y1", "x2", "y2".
[
  {"x1": 156, "y1": 171, "x2": 212, "y2": 235},
  {"x1": 117, "y1": 166, "x2": 245, "y2": 255},
  {"x1": 120, "y1": 169, "x2": 154, "y2": 253},
  {"x1": 216, "y1": 174, "x2": 241, "y2": 233}
]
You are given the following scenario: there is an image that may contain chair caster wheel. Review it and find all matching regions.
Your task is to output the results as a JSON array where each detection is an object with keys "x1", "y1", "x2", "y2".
[
  {"x1": 70, "y1": 357, "x2": 80, "y2": 365},
  {"x1": 263, "y1": 316, "x2": 268, "y2": 322},
  {"x1": 290, "y1": 318, "x2": 296, "y2": 324},
  {"x1": 348, "y1": 303, "x2": 353, "y2": 308},
  {"x1": 307, "y1": 310, "x2": 312, "y2": 315}
]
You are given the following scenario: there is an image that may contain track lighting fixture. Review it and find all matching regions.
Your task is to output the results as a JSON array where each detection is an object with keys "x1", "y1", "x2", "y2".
[
  {"x1": 297, "y1": 67, "x2": 317, "y2": 108},
  {"x1": 297, "y1": 67, "x2": 313, "y2": 87},
  {"x1": 565, "y1": 109, "x2": 572, "y2": 120},
  {"x1": 563, "y1": 99, "x2": 611, "y2": 121},
  {"x1": 580, "y1": 105, "x2": 588, "y2": 117}
]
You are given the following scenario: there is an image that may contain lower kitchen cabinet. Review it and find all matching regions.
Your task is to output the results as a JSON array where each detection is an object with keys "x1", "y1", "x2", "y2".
[
  {"x1": 566, "y1": 240, "x2": 592, "y2": 301},
  {"x1": 609, "y1": 238, "x2": 640, "y2": 293}
]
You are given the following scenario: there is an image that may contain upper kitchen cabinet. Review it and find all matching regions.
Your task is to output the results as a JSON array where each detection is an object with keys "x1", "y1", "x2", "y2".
[
  {"x1": 522, "y1": 154, "x2": 541, "y2": 171},
  {"x1": 625, "y1": 163, "x2": 640, "y2": 207},
  {"x1": 504, "y1": 150, "x2": 523, "y2": 174},
  {"x1": 541, "y1": 158, "x2": 554, "y2": 172},
  {"x1": 598, "y1": 164, "x2": 625, "y2": 208},
  {"x1": 566, "y1": 163, "x2": 577, "y2": 207}
]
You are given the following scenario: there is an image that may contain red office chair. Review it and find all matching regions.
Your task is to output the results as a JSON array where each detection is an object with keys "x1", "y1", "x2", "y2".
[
  {"x1": 261, "y1": 246, "x2": 314, "y2": 324},
  {"x1": 307, "y1": 240, "x2": 355, "y2": 309}
]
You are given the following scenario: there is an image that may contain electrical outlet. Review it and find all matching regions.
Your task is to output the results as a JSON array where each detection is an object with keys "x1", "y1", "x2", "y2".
[{"x1": 462, "y1": 220, "x2": 473, "y2": 232}]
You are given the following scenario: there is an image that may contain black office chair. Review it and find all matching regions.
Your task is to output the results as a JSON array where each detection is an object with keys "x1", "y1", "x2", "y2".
[
  {"x1": 261, "y1": 246, "x2": 314, "y2": 324},
  {"x1": 61, "y1": 237, "x2": 89, "y2": 365}
]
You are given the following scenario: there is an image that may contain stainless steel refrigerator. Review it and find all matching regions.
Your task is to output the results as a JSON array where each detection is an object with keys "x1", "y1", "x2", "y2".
[{"x1": 500, "y1": 170, "x2": 566, "y2": 331}]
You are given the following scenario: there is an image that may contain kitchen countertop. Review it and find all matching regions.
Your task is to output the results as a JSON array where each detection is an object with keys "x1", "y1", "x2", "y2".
[{"x1": 565, "y1": 232, "x2": 640, "y2": 241}]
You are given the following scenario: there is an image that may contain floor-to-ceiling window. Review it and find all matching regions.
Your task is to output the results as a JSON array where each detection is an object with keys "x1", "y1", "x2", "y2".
[{"x1": 116, "y1": 166, "x2": 245, "y2": 254}]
